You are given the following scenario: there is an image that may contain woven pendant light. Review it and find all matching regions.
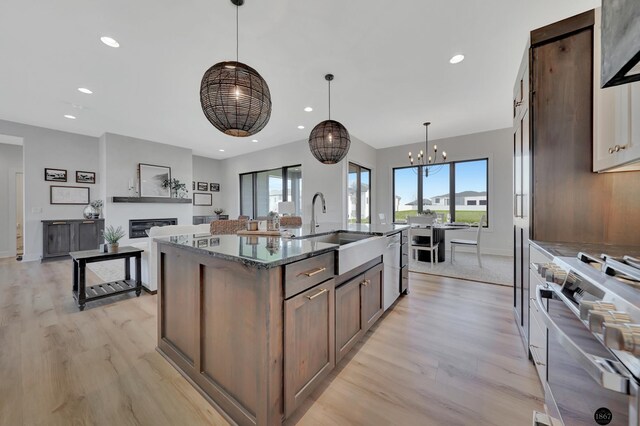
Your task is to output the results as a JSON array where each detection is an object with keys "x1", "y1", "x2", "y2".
[
  {"x1": 200, "y1": 0, "x2": 271, "y2": 137},
  {"x1": 308, "y1": 74, "x2": 351, "y2": 164}
]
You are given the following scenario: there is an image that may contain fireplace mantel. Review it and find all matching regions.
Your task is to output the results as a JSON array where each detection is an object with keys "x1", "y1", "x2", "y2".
[{"x1": 112, "y1": 197, "x2": 192, "y2": 204}]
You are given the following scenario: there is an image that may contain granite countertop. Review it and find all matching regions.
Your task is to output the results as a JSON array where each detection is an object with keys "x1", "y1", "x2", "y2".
[
  {"x1": 282, "y1": 222, "x2": 410, "y2": 238},
  {"x1": 531, "y1": 240, "x2": 640, "y2": 259},
  {"x1": 156, "y1": 233, "x2": 339, "y2": 269},
  {"x1": 155, "y1": 223, "x2": 410, "y2": 269}
]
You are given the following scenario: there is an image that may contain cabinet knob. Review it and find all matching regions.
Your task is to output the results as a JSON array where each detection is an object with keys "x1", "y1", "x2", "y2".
[
  {"x1": 609, "y1": 147, "x2": 615, "y2": 154},
  {"x1": 361, "y1": 279, "x2": 370, "y2": 287}
]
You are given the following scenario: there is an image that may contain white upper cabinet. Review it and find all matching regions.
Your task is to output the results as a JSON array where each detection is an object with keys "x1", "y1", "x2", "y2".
[{"x1": 593, "y1": 8, "x2": 640, "y2": 172}]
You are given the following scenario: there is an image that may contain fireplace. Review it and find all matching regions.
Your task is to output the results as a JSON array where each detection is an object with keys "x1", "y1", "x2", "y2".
[{"x1": 129, "y1": 218, "x2": 177, "y2": 239}]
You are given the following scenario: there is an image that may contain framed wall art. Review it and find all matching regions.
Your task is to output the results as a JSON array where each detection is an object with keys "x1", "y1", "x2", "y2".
[
  {"x1": 76, "y1": 170, "x2": 96, "y2": 184},
  {"x1": 45, "y1": 168, "x2": 67, "y2": 182},
  {"x1": 193, "y1": 193, "x2": 213, "y2": 206},
  {"x1": 50, "y1": 185, "x2": 90, "y2": 205},
  {"x1": 197, "y1": 182, "x2": 208, "y2": 191},
  {"x1": 138, "y1": 163, "x2": 171, "y2": 198},
  {"x1": 210, "y1": 183, "x2": 220, "y2": 192}
]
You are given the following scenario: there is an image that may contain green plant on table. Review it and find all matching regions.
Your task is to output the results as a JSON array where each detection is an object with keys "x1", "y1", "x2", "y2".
[{"x1": 103, "y1": 225, "x2": 126, "y2": 244}]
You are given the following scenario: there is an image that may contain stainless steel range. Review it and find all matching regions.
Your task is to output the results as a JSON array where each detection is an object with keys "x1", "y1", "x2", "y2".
[{"x1": 532, "y1": 247, "x2": 640, "y2": 426}]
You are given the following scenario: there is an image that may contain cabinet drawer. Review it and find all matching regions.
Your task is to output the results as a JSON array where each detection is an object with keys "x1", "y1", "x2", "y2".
[
  {"x1": 401, "y1": 231, "x2": 409, "y2": 245},
  {"x1": 285, "y1": 252, "x2": 335, "y2": 299},
  {"x1": 529, "y1": 302, "x2": 547, "y2": 385}
]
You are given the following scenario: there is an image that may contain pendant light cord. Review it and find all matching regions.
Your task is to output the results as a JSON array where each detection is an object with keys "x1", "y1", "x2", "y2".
[
  {"x1": 328, "y1": 79, "x2": 331, "y2": 120},
  {"x1": 236, "y1": 3, "x2": 239, "y2": 62}
]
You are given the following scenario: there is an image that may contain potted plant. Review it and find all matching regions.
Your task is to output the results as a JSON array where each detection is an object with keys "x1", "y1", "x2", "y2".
[
  {"x1": 162, "y1": 178, "x2": 188, "y2": 198},
  {"x1": 103, "y1": 225, "x2": 126, "y2": 253}
]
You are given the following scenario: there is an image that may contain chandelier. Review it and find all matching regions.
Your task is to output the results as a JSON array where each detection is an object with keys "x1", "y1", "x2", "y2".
[
  {"x1": 308, "y1": 74, "x2": 351, "y2": 164},
  {"x1": 200, "y1": 0, "x2": 272, "y2": 137},
  {"x1": 408, "y1": 122, "x2": 447, "y2": 177}
]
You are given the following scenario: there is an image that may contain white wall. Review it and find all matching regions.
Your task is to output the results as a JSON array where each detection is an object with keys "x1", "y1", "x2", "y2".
[
  {"x1": 0, "y1": 142, "x2": 23, "y2": 258},
  {"x1": 100, "y1": 133, "x2": 193, "y2": 245},
  {"x1": 192, "y1": 155, "x2": 224, "y2": 216},
  {"x1": 0, "y1": 119, "x2": 102, "y2": 261},
  {"x1": 376, "y1": 128, "x2": 513, "y2": 256},
  {"x1": 219, "y1": 136, "x2": 377, "y2": 225}
]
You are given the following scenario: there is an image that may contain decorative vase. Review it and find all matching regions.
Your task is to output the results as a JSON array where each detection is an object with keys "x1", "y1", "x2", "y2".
[
  {"x1": 83, "y1": 205, "x2": 98, "y2": 219},
  {"x1": 107, "y1": 243, "x2": 119, "y2": 253}
]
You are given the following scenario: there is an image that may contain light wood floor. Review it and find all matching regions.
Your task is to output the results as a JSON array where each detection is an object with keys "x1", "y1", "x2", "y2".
[{"x1": 0, "y1": 257, "x2": 543, "y2": 426}]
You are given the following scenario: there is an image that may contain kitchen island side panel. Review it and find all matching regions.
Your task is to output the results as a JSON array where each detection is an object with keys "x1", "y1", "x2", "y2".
[{"x1": 157, "y1": 243, "x2": 284, "y2": 426}]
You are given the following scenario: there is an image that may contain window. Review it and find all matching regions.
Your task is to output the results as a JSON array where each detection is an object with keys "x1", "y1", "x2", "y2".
[
  {"x1": 392, "y1": 158, "x2": 488, "y2": 225},
  {"x1": 348, "y1": 163, "x2": 371, "y2": 223},
  {"x1": 240, "y1": 165, "x2": 302, "y2": 218}
]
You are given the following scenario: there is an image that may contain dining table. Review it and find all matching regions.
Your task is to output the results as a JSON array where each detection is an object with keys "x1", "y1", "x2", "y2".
[{"x1": 407, "y1": 222, "x2": 471, "y2": 262}]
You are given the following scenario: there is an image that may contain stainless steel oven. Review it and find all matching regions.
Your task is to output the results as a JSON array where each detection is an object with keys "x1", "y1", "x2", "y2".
[{"x1": 533, "y1": 252, "x2": 640, "y2": 426}]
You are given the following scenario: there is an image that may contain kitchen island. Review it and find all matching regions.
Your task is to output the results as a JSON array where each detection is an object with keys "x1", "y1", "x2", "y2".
[{"x1": 155, "y1": 224, "x2": 408, "y2": 425}]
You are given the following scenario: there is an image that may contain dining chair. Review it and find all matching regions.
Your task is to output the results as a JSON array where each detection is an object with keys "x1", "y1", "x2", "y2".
[
  {"x1": 408, "y1": 215, "x2": 439, "y2": 267},
  {"x1": 450, "y1": 214, "x2": 486, "y2": 268}
]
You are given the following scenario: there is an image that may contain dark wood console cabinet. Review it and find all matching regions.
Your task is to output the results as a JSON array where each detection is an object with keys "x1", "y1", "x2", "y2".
[{"x1": 42, "y1": 219, "x2": 104, "y2": 261}]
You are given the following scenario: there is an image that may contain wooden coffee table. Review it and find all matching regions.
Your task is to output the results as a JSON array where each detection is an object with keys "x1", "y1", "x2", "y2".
[{"x1": 70, "y1": 246, "x2": 144, "y2": 311}]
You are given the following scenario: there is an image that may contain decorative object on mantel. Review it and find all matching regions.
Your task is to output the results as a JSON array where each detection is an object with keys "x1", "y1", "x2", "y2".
[
  {"x1": 76, "y1": 170, "x2": 96, "y2": 184},
  {"x1": 308, "y1": 74, "x2": 351, "y2": 164},
  {"x1": 102, "y1": 225, "x2": 125, "y2": 253},
  {"x1": 199, "y1": 0, "x2": 271, "y2": 137},
  {"x1": 128, "y1": 178, "x2": 139, "y2": 197},
  {"x1": 193, "y1": 193, "x2": 213, "y2": 206},
  {"x1": 214, "y1": 207, "x2": 224, "y2": 216},
  {"x1": 44, "y1": 168, "x2": 67, "y2": 182},
  {"x1": 601, "y1": 0, "x2": 640, "y2": 87},
  {"x1": 138, "y1": 163, "x2": 171, "y2": 198},
  {"x1": 162, "y1": 178, "x2": 188, "y2": 198},
  {"x1": 197, "y1": 182, "x2": 208, "y2": 191},
  {"x1": 210, "y1": 183, "x2": 220, "y2": 192},
  {"x1": 83, "y1": 199, "x2": 103, "y2": 219},
  {"x1": 50, "y1": 185, "x2": 90, "y2": 205},
  {"x1": 408, "y1": 122, "x2": 447, "y2": 177}
]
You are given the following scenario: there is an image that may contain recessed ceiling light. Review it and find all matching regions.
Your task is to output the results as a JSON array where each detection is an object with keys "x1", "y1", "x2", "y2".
[
  {"x1": 100, "y1": 36, "x2": 120, "y2": 48},
  {"x1": 304, "y1": 107, "x2": 313, "y2": 112},
  {"x1": 219, "y1": 149, "x2": 225, "y2": 152},
  {"x1": 251, "y1": 139, "x2": 258, "y2": 143},
  {"x1": 64, "y1": 114, "x2": 76, "y2": 120},
  {"x1": 78, "y1": 87, "x2": 93, "y2": 94},
  {"x1": 297, "y1": 125, "x2": 305, "y2": 130},
  {"x1": 449, "y1": 54, "x2": 465, "y2": 64}
]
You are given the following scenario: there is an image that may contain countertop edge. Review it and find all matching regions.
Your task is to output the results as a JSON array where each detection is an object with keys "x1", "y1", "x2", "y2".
[{"x1": 156, "y1": 238, "x2": 338, "y2": 269}]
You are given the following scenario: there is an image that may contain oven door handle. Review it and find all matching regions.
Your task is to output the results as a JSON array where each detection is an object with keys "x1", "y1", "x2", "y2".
[{"x1": 535, "y1": 285, "x2": 631, "y2": 395}]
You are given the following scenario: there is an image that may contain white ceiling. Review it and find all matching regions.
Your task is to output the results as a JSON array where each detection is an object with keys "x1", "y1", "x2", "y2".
[{"x1": 0, "y1": 0, "x2": 599, "y2": 159}]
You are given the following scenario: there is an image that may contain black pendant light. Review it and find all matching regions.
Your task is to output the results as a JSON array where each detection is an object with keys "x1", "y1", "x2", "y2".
[
  {"x1": 308, "y1": 74, "x2": 351, "y2": 164},
  {"x1": 200, "y1": 0, "x2": 271, "y2": 137}
]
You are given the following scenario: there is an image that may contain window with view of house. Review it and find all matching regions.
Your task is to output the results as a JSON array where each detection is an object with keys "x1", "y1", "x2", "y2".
[
  {"x1": 393, "y1": 158, "x2": 488, "y2": 225},
  {"x1": 348, "y1": 163, "x2": 371, "y2": 223},
  {"x1": 240, "y1": 165, "x2": 302, "y2": 218}
]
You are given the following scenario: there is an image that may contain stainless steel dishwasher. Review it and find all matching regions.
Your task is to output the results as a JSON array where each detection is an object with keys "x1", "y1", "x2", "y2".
[{"x1": 383, "y1": 232, "x2": 401, "y2": 310}]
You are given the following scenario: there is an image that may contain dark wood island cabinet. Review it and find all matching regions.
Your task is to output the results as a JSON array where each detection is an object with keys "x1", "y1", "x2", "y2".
[{"x1": 156, "y1": 226, "x2": 405, "y2": 425}]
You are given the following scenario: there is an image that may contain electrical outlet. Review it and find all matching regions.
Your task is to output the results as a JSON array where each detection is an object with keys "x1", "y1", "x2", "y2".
[{"x1": 30, "y1": 207, "x2": 42, "y2": 214}]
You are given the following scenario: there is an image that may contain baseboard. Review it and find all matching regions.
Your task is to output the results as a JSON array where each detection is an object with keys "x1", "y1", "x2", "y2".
[
  {"x1": 20, "y1": 253, "x2": 42, "y2": 262},
  {"x1": 143, "y1": 286, "x2": 157, "y2": 295},
  {"x1": 0, "y1": 251, "x2": 13, "y2": 259}
]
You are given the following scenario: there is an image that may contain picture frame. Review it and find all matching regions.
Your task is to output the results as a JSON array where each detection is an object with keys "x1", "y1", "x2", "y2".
[
  {"x1": 192, "y1": 181, "x2": 195, "y2": 191},
  {"x1": 50, "y1": 185, "x2": 90, "y2": 205},
  {"x1": 196, "y1": 238, "x2": 209, "y2": 248},
  {"x1": 138, "y1": 163, "x2": 171, "y2": 198},
  {"x1": 44, "y1": 168, "x2": 67, "y2": 182},
  {"x1": 193, "y1": 193, "x2": 213, "y2": 206},
  {"x1": 76, "y1": 170, "x2": 96, "y2": 184},
  {"x1": 197, "y1": 182, "x2": 208, "y2": 191},
  {"x1": 210, "y1": 183, "x2": 220, "y2": 192}
]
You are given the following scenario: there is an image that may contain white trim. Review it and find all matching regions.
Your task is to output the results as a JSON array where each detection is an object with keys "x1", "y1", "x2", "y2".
[
  {"x1": 0, "y1": 251, "x2": 13, "y2": 258},
  {"x1": 20, "y1": 253, "x2": 40, "y2": 262}
]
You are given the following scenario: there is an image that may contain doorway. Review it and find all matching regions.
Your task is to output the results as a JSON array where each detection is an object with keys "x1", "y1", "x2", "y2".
[{"x1": 16, "y1": 172, "x2": 23, "y2": 259}]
